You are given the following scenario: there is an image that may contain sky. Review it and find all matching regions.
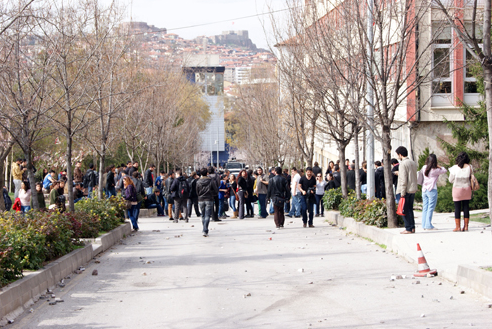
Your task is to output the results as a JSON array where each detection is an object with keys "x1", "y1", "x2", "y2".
[{"x1": 119, "y1": 0, "x2": 288, "y2": 49}]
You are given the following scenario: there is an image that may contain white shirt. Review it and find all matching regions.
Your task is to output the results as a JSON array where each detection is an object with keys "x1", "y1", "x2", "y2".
[{"x1": 291, "y1": 173, "x2": 301, "y2": 196}]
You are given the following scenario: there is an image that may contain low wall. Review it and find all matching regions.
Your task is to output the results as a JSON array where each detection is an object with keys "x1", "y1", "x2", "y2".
[{"x1": 0, "y1": 222, "x2": 131, "y2": 325}]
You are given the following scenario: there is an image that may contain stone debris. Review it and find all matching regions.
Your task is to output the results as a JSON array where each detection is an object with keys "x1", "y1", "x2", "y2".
[
  {"x1": 29, "y1": 308, "x2": 34, "y2": 313},
  {"x1": 166, "y1": 237, "x2": 170, "y2": 240},
  {"x1": 55, "y1": 298, "x2": 64, "y2": 303},
  {"x1": 438, "y1": 282, "x2": 442, "y2": 285},
  {"x1": 191, "y1": 225, "x2": 194, "y2": 227},
  {"x1": 308, "y1": 282, "x2": 314, "y2": 284},
  {"x1": 461, "y1": 290, "x2": 465, "y2": 294},
  {"x1": 138, "y1": 242, "x2": 142, "y2": 244},
  {"x1": 7, "y1": 319, "x2": 14, "y2": 324},
  {"x1": 152, "y1": 230, "x2": 161, "y2": 232},
  {"x1": 74, "y1": 270, "x2": 82, "y2": 274},
  {"x1": 395, "y1": 275, "x2": 403, "y2": 280},
  {"x1": 412, "y1": 281, "x2": 420, "y2": 285},
  {"x1": 390, "y1": 276, "x2": 396, "y2": 281},
  {"x1": 142, "y1": 272, "x2": 147, "y2": 276},
  {"x1": 487, "y1": 304, "x2": 492, "y2": 308},
  {"x1": 47, "y1": 289, "x2": 53, "y2": 294},
  {"x1": 432, "y1": 299, "x2": 440, "y2": 303},
  {"x1": 49, "y1": 302, "x2": 57, "y2": 306},
  {"x1": 266, "y1": 230, "x2": 272, "y2": 232},
  {"x1": 92, "y1": 270, "x2": 98, "y2": 276},
  {"x1": 450, "y1": 296, "x2": 454, "y2": 300},
  {"x1": 298, "y1": 268, "x2": 304, "y2": 273},
  {"x1": 39, "y1": 295, "x2": 47, "y2": 300},
  {"x1": 146, "y1": 261, "x2": 152, "y2": 264},
  {"x1": 51, "y1": 294, "x2": 56, "y2": 298},
  {"x1": 420, "y1": 314, "x2": 425, "y2": 318}
]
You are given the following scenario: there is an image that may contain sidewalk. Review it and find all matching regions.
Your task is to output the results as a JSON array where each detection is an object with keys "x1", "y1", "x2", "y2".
[{"x1": 325, "y1": 209, "x2": 492, "y2": 299}]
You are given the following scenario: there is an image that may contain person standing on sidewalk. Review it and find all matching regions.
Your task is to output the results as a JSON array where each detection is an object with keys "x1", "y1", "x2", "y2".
[
  {"x1": 170, "y1": 169, "x2": 190, "y2": 223},
  {"x1": 12, "y1": 158, "x2": 26, "y2": 199},
  {"x1": 237, "y1": 170, "x2": 249, "y2": 219},
  {"x1": 449, "y1": 152, "x2": 473, "y2": 232},
  {"x1": 267, "y1": 167, "x2": 291, "y2": 229},
  {"x1": 255, "y1": 167, "x2": 269, "y2": 219},
  {"x1": 298, "y1": 167, "x2": 317, "y2": 228},
  {"x1": 196, "y1": 168, "x2": 218, "y2": 237},
  {"x1": 287, "y1": 167, "x2": 301, "y2": 218},
  {"x1": 187, "y1": 172, "x2": 201, "y2": 218},
  {"x1": 420, "y1": 154, "x2": 447, "y2": 230},
  {"x1": 123, "y1": 177, "x2": 139, "y2": 231},
  {"x1": 395, "y1": 146, "x2": 418, "y2": 234},
  {"x1": 315, "y1": 172, "x2": 327, "y2": 217},
  {"x1": 229, "y1": 174, "x2": 238, "y2": 219},
  {"x1": 143, "y1": 164, "x2": 155, "y2": 195}
]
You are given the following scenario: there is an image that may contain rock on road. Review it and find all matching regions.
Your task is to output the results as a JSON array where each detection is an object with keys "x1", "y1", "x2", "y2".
[{"x1": 11, "y1": 215, "x2": 491, "y2": 328}]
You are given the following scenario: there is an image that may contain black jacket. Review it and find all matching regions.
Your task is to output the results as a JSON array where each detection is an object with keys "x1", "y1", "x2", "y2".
[
  {"x1": 333, "y1": 172, "x2": 341, "y2": 188},
  {"x1": 170, "y1": 176, "x2": 190, "y2": 200},
  {"x1": 3, "y1": 187, "x2": 12, "y2": 211},
  {"x1": 375, "y1": 167, "x2": 385, "y2": 198},
  {"x1": 144, "y1": 169, "x2": 153, "y2": 188},
  {"x1": 208, "y1": 173, "x2": 220, "y2": 197},
  {"x1": 165, "y1": 177, "x2": 174, "y2": 196},
  {"x1": 312, "y1": 166, "x2": 322, "y2": 177},
  {"x1": 196, "y1": 176, "x2": 218, "y2": 202},
  {"x1": 346, "y1": 170, "x2": 356, "y2": 191},
  {"x1": 131, "y1": 177, "x2": 145, "y2": 198},
  {"x1": 267, "y1": 175, "x2": 291, "y2": 201},
  {"x1": 145, "y1": 193, "x2": 161, "y2": 207},
  {"x1": 85, "y1": 169, "x2": 97, "y2": 188},
  {"x1": 187, "y1": 177, "x2": 198, "y2": 199},
  {"x1": 106, "y1": 171, "x2": 115, "y2": 190},
  {"x1": 128, "y1": 166, "x2": 138, "y2": 178},
  {"x1": 325, "y1": 180, "x2": 337, "y2": 191},
  {"x1": 359, "y1": 169, "x2": 367, "y2": 185}
]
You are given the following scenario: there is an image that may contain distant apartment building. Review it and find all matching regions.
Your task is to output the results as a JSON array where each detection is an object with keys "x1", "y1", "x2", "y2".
[{"x1": 235, "y1": 67, "x2": 252, "y2": 85}]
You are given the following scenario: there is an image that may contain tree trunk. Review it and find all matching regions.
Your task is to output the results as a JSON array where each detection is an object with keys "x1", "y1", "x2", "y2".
[
  {"x1": 485, "y1": 66, "x2": 492, "y2": 231},
  {"x1": 382, "y1": 129, "x2": 397, "y2": 227},
  {"x1": 354, "y1": 126, "x2": 361, "y2": 200},
  {"x1": 26, "y1": 150, "x2": 39, "y2": 210},
  {"x1": 0, "y1": 142, "x2": 14, "y2": 211},
  {"x1": 66, "y1": 137, "x2": 75, "y2": 212},
  {"x1": 338, "y1": 143, "x2": 348, "y2": 198},
  {"x1": 98, "y1": 150, "x2": 106, "y2": 199}
]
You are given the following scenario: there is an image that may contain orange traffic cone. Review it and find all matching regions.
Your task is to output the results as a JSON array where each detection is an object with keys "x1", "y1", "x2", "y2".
[{"x1": 413, "y1": 243, "x2": 437, "y2": 277}]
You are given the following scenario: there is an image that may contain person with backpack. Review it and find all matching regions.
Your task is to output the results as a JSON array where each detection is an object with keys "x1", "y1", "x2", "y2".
[
  {"x1": 170, "y1": 169, "x2": 190, "y2": 223},
  {"x1": 83, "y1": 164, "x2": 97, "y2": 198},
  {"x1": 143, "y1": 164, "x2": 155, "y2": 195},
  {"x1": 187, "y1": 171, "x2": 201, "y2": 218},
  {"x1": 131, "y1": 171, "x2": 146, "y2": 220},
  {"x1": 267, "y1": 167, "x2": 291, "y2": 229},
  {"x1": 123, "y1": 177, "x2": 139, "y2": 231},
  {"x1": 196, "y1": 168, "x2": 219, "y2": 237}
]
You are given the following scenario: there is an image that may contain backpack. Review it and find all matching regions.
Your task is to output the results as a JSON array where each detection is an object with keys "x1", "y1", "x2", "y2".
[{"x1": 177, "y1": 179, "x2": 189, "y2": 199}]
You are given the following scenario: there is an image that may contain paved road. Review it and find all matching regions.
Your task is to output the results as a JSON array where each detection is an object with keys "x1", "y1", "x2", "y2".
[{"x1": 11, "y1": 215, "x2": 492, "y2": 328}]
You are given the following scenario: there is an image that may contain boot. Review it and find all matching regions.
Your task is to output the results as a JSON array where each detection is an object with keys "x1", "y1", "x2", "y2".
[
  {"x1": 462, "y1": 218, "x2": 469, "y2": 231},
  {"x1": 231, "y1": 211, "x2": 238, "y2": 219},
  {"x1": 453, "y1": 218, "x2": 461, "y2": 232}
]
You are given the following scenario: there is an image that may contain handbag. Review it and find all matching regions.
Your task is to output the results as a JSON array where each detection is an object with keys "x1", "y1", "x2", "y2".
[
  {"x1": 125, "y1": 199, "x2": 132, "y2": 209},
  {"x1": 396, "y1": 196, "x2": 405, "y2": 216},
  {"x1": 470, "y1": 166, "x2": 480, "y2": 191},
  {"x1": 417, "y1": 169, "x2": 424, "y2": 185}
]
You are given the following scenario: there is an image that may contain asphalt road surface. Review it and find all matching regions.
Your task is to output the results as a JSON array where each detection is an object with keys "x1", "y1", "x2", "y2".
[{"x1": 10, "y1": 214, "x2": 492, "y2": 328}]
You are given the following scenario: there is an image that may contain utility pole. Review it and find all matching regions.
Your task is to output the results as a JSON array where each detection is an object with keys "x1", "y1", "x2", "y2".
[{"x1": 366, "y1": 0, "x2": 375, "y2": 199}]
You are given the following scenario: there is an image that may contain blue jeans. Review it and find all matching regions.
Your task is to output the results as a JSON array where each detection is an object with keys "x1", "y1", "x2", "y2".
[
  {"x1": 218, "y1": 198, "x2": 225, "y2": 216},
  {"x1": 136, "y1": 201, "x2": 141, "y2": 220},
  {"x1": 74, "y1": 197, "x2": 83, "y2": 204},
  {"x1": 88, "y1": 186, "x2": 93, "y2": 198},
  {"x1": 269, "y1": 201, "x2": 274, "y2": 214},
  {"x1": 229, "y1": 195, "x2": 236, "y2": 212},
  {"x1": 288, "y1": 193, "x2": 301, "y2": 217},
  {"x1": 107, "y1": 187, "x2": 116, "y2": 198},
  {"x1": 300, "y1": 195, "x2": 314, "y2": 225},
  {"x1": 361, "y1": 184, "x2": 367, "y2": 195},
  {"x1": 258, "y1": 194, "x2": 267, "y2": 218},
  {"x1": 284, "y1": 199, "x2": 291, "y2": 213},
  {"x1": 147, "y1": 203, "x2": 164, "y2": 216},
  {"x1": 127, "y1": 205, "x2": 139, "y2": 230},
  {"x1": 395, "y1": 193, "x2": 401, "y2": 204},
  {"x1": 422, "y1": 189, "x2": 438, "y2": 229},
  {"x1": 21, "y1": 206, "x2": 31, "y2": 213},
  {"x1": 199, "y1": 200, "x2": 214, "y2": 234}
]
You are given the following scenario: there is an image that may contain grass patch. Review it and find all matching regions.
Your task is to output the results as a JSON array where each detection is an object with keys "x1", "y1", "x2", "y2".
[
  {"x1": 469, "y1": 213, "x2": 490, "y2": 224},
  {"x1": 358, "y1": 235, "x2": 387, "y2": 249},
  {"x1": 481, "y1": 266, "x2": 492, "y2": 272}
]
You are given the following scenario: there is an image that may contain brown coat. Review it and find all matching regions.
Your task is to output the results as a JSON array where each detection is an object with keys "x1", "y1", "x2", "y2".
[{"x1": 74, "y1": 167, "x2": 83, "y2": 183}]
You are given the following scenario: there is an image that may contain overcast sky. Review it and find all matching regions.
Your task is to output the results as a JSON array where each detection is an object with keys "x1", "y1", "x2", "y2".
[{"x1": 120, "y1": 0, "x2": 287, "y2": 49}]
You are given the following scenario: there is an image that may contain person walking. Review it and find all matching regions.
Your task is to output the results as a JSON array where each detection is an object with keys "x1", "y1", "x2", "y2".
[
  {"x1": 165, "y1": 172, "x2": 175, "y2": 218},
  {"x1": 246, "y1": 169, "x2": 255, "y2": 218},
  {"x1": 298, "y1": 167, "x2": 317, "y2": 228},
  {"x1": 267, "y1": 167, "x2": 291, "y2": 229},
  {"x1": 315, "y1": 172, "x2": 327, "y2": 217},
  {"x1": 196, "y1": 168, "x2": 218, "y2": 237},
  {"x1": 84, "y1": 164, "x2": 97, "y2": 198},
  {"x1": 228, "y1": 174, "x2": 238, "y2": 219},
  {"x1": 123, "y1": 177, "x2": 139, "y2": 231},
  {"x1": 237, "y1": 170, "x2": 249, "y2": 219},
  {"x1": 218, "y1": 175, "x2": 228, "y2": 219},
  {"x1": 420, "y1": 154, "x2": 447, "y2": 230},
  {"x1": 449, "y1": 151, "x2": 473, "y2": 232},
  {"x1": 12, "y1": 158, "x2": 26, "y2": 199},
  {"x1": 208, "y1": 166, "x2": 221, "y2": 222},
  {"x1": 19, "y1": 181, "x2": 31, "y2": 213},
  {"x1": 396, "y1": 146, "x2": 418, "y2": 234},
  {"x1": 170, "y1": 169, "x2": 190, "y2": 223},
  {"x1": 312, "y1": 162, "x2": 322, "y2": 178}
]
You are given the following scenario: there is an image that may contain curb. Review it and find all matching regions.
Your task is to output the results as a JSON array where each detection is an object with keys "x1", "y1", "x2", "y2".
[
  {"x1": 324, "y1": 211, "x2": 492, "y2": 300},
  {"x1": 0, "y1": 222, "x2": 132, "y2": 325}
]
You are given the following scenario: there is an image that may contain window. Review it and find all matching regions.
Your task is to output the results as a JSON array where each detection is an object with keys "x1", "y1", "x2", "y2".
[
  {"x1": 464, "y1": 50, "x2": 478, "y2": 93},
  {"x1": 432, "y1": 46, "x2": 452, "y2": 94}
]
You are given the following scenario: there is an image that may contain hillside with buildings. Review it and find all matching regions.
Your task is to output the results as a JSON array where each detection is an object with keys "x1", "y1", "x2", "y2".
[{"x1": 129, "y1": 23, "x2": 276, "y2": 84}]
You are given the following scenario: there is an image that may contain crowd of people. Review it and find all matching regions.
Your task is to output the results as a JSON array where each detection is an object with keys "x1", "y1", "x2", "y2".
[{"x1": 2, "y1": 147, "x2": 478, "y2": 236}]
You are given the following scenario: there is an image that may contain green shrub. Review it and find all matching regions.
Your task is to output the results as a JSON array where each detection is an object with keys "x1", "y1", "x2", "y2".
[
  {"x1": 323, "y1": 188, "x2": 344, "y2": 210},
  {"x1": 75, "y1": 196, "x2": 125, "y2": 232},
  {"x1": 65, "y1": 211, "x2": 101, "y2": 239}
]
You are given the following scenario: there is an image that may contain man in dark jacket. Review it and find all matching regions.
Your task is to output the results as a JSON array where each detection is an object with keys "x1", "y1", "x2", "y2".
[
  {"x1": 2, "y1": 186, "x2": 12, "y2": 211},
  {"x1": 143, "y1": 164, "x2": 155, "y2": 195},
  {"x1": 84, "y1": 164, "x2": 98, "y2": 198},
  {"x1": 128, "y1": 162, "x2": 139, "y2": 177},
  {"x1": 207, "y1": 166, "x2": 221, "y2": 222},
  {"x1": 106, "y1": 165, "x2": 116, "y2": 197},
  {"x1": 332, "y1": 165, "x2": 341, "y2": 188},
  {"x1": 346, "y1": 164, "x2": 356, "y2": 191},
  {"x1": 267, "y1": 167, "x2": 291, "y2": 229},
  {"x1": 170, "y1": 169, "x2": 190, "y2": 223},
  {"x1": 187, "y1": 171, "x2": 201, "y2": 218},
  {"x1": 145, "y1": 189, "x2": 164, "y2": 216},
  {"x1": 312, "y1": 162, "x2": 322, "y2": 178},
  {"x1": 131, "y1": 171, "x2": 146, "y2": 220},
  {"x1": 196, "y1": 168, "x2": 218, "y2": 237},
  {"x1": 374, "y1": 161, "x2": 385, "y2": 199}
]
